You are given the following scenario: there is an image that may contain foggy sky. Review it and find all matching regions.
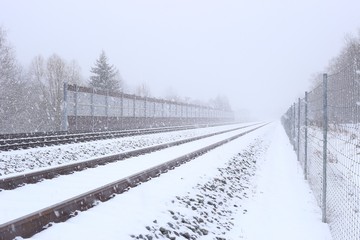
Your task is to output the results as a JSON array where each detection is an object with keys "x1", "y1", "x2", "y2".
[{"x1": 1, "y1": 0, "x2": 360, "y2": 120}]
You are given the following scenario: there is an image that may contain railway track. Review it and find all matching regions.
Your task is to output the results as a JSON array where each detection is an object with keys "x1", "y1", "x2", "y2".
[
  {"x1": 0, "y1": 122, "x2": 235, "y2": 151},
  {"x1": 0, "y1": 123, "x2": 258, "y2": 190},
  {"x1": 0, "y1": 123, "x2": 267, "y2": 240}
]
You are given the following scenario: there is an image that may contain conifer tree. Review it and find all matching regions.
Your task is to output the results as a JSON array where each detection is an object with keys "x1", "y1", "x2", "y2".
[{"x1": 89, "y1": 50, "x2": 119, "y2": 91}]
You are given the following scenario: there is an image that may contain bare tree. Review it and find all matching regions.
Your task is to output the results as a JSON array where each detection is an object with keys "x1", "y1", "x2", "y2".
[
  {"x1": 0, "y1": 25, "x2": 86, "y2": 133},
  {"x1": 46, "y1": 54, "x2": 67, "y2": 129},
  {"x1": 135, "y1": 82, "x2": 151, "y2": 97},
  {"x1": 28, "y1": 54, "x2": 84, "y2": 131},
  {"x1": 163, "y1": 87, "x2": 182, "y2": 102},
  {"x1": 0, "y1": 28, "x2": 18, "y2": 85},
  {"x1": 209, "y1": 95, "x2": 232, "y2": 111},
  {"x1": 0, "y1": 27, "x2": 27, "y2": 133},
  {"x1": 327, "y1": 32, "x2": 360, "y2": 74},
  {"x1": 26, "y1": 55, "x2": 53, "y2": 131},
  {"x1": 67, "y1": 60, "x2": 83, "y2": 85},
  {"x1": 309, "y1": 72, "x2": 323, "y2": 89}
]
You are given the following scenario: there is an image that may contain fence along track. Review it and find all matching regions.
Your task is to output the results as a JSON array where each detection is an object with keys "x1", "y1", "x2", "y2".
[
  {"x1": 282, "y1": 62, "x2": 360, "y2": 240},
  {"x1": 64, "y1": 84, "x2": 234, "y2": 132},
  {"x1": 0, "y1": 123, "x2": 267, "y2": 240},
  {"x1": 0, "y1": 123, "x2": 236, "y2": 151},
  {"x1": 0, "y1": 123, "x2": 260, "y2": 190}
]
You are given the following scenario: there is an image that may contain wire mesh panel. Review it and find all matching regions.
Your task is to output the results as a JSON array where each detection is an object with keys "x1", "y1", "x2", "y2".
[
  {"x1": 122, "y1": 97, "x2": 133, "y2": 117},
  {"x1": 190, "y1": 106, "x2": 195, "y2": 118},
  {"x1": 92, "y1": 93, "x2": 107, "y2": 116},
  {"x1": 169, "y1": 103, "x2": 176, "y2": 118},
  {"x1": 67, "y1": 91, "x2": 76, "y2": 116},
  {"x1": 282, "y1": 64, "x2": 360, "y2": 240},
  {"x1": 163, "y1": 102, "x2": 170, "y2": 118},
  {"x1": 154, "y1": 102, "x2": 163, "y2": 118},
  {"x1": 146, "y1": 100, "x2": 155, "y2": 118},
  {"x1": 108, "y1": 95, "x2": 122, "y2": 117},
  {"x1": 306, "y1": 83, "x2": 325, "y2": 208},
  {"x1": 176, "y1": 103, "x2": 182, "y2": 118},
  {"x1": 184, "y1": 105, "x2": 190, "y2": 118},
  {"x1": 135, "y1": 99, "x2": 145, "y2": 117},
  {"x1": 298, "y1": 98, "x2": 307, "y2": 171},
  {"x1": 77, "y1": 92, "x2": 93, "y2": 116},
  {"x1": 283, "y1": 104, "x2": 295, "y2": 147},
  {"x1": 326, "y1": 63, "x2": 360, "y2": 240}
]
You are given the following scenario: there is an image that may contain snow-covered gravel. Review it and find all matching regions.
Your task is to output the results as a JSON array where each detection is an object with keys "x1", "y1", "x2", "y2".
[
  {"x1": 0, "y1": 125, "x2": 259, "y2": 225},
  {"x1": 0, "y1": 123, "x2": 252, "y2": 177},
  {"x1": 128, "y1": 137, "x2": 266, "y2": 240},
  {"x1": 30, "y1": 122, "x2": 332, "y2": 240}
]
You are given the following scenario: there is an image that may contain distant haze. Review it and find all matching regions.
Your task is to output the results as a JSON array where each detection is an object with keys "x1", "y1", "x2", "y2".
[{"x1": 1, "y1": 0, "x2": 360, "y2": 120}]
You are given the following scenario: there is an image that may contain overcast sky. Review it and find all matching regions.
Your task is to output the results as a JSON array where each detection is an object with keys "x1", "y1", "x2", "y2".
[{"x1": 1, "y1": 0, "x2": 360, "y2": 120}]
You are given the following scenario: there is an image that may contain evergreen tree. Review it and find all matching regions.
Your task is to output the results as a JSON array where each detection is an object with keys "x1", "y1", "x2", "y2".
[{"x1": 89, "y1": 51, "x2": 120, "y2": 91}]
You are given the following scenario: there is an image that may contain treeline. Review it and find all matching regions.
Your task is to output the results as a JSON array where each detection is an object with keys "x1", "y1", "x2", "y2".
[
  {"x1": 311, "y1": 31, "x2": 360, "y2": 86},
  {"x1": 0, "y1": 27, "x2": 231, "y2": 134},
  {"x1": 307, "y1": 31, "x2": 360, "y2": 124},
  {"x1": 0, "y1": 27, "x2": 86, "y2": 133}
]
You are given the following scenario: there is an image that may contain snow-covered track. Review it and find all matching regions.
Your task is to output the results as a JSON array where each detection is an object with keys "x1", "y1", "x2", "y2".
[
  {"x1": 0, "y1": 123, "x2": 234, "y2": 151},
  {"x1": 0, "y1": 123, "x2": 258, "y2": 190},
  {"x1": 0, "y1": 123, "x2": 267, "y2": 240}
]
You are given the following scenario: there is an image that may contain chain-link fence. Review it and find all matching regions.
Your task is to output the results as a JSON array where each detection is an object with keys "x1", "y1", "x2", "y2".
[{"x1": 282, "y1": 62, "x2": 360, "y2": 240}]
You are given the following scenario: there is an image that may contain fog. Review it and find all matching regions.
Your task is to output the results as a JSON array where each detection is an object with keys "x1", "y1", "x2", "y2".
[{"x1": 1, "y1": 0, "x2": 360, "y2": 120}]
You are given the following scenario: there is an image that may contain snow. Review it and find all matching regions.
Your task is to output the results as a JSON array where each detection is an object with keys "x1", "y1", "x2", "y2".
[
  {"x1": 232, "y1": 122, "x2": 332, "y2": 239},
  {"x1": 304, "y1": 123, "x2": 360, "y2": 239},
  {"x1": 0, "y1": 125, "x2": 258, "y2": 224},
  {"x1": 26, "y1": 122, "x2": 332, "y2": 240},
  {"x1": 0, "y1": 123, "x2": 252, "y2": 176}
]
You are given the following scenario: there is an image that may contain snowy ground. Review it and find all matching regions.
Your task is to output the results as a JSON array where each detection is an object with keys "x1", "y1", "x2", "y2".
[
  {"x1": 236, "y1": 123, "x2": 332, "y2": 240},
  {"x1": 300, "y1": 124, "x2": 360, "y2": 240},
  {"x1": 0, "y1": 123, "x2": 251, "y2": 176},
  {"x1": 0, "y1": 125, "x2": 258, "y2": 224},
  {"x1": 28, "y1": 122, "x2": 332, "y2": 240}
]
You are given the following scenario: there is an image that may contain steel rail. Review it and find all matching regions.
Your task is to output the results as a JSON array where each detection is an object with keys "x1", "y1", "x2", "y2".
[
  {"x1": 0, "y1": 123, "x2": 267, "y2": 240},
  {"x1": 0, "y1": 122, "x2": 237, "y2": 151},
  {"x1": 0, "y1": 123, "x2": 260, "y2": 190},
  {"x1": 0, "y1": 122, "x2": 238, "y2": 140}
]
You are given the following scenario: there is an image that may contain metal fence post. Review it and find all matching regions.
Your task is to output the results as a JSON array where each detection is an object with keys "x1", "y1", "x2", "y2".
[
  {"x1": 322, "y1": 73, "x2": 328, "y2": 223},
  {"x1": 174, "y1": 103, "x2": 176, "y2": 119},
  {"x1": 144, "y1": 97, "x2": 147, "y2": 118},
  {"x1": 75, "y1": 85, "x2": 78, "y2": 131},
  {"x1": 133, "y1": 95, "x2": 136, "y2": 118},
  {"x1": 106, "y1": 90, "x2": 109, "y2": 130},
  {"x1": 91, "y1": 88, "x2": 94, "y2": 132},
  {"x1": 144, "y1": 97, "x2": 147, "y2": 127},
  {"x1": 292, "y1": 103, "x2": 296, "y2": 149},
  {"x1": 304, "y1": 91, "x2": 308, "y2": 180},
  {"x1": 120, "y1": 92, "x2": 124, "y2": 129},
  {"x1": 180, "y1": 104, "x2": 183, "y2": 119},
  {"x1": 62, "y1": 82, "x2": 68, "y2": 131},
  {"x1": 153, "y1": 101, "x2": 156, "y2": 119},
  {"x1": 297, "y1": 98, "x2": 301, "y2": 161},
  {"x1": 162, "y1": 100, "x2": 165, "y2": 118}
]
